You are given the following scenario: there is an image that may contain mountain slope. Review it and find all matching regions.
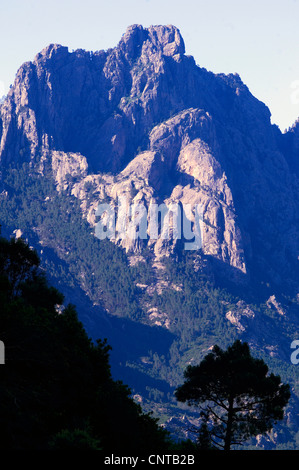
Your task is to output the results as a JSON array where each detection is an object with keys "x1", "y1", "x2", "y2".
[{"x1": 0, "y1": 24, "x2": 298, "y2": 448}]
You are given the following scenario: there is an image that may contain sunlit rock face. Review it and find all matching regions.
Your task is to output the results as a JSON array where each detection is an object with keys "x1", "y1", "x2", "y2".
[{"x1": 0, "y1": 24, "x2": 298, "y2": 290}]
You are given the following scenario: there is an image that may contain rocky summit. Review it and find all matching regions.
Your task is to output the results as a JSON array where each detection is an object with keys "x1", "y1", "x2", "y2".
[
  {"x1": 0, "y1": 25, "x2": 298, "y2": 448},
  {"x1": 1, "y1": 24, "x2": 298, "y2": 291}
]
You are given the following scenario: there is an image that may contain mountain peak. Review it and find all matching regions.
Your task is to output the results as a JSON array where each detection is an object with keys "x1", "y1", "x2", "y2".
[
  {"x1": 0, "y1": 25, "x2": 298, "y2": 292},
  {"x1": 118, "y1": 24, "x2": 185, "y2": 58},
  {"x1": 34, "y1": 43, "x2": 69, "y2": 62},
  {"x1": 148, "y1": 24, "x2": 185, "y2": 56}
]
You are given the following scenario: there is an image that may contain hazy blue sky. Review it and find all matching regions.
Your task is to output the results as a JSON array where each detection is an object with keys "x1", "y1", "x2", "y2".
[{"x1": 0, "y1": 0, "x2": 298, "y2": 131}]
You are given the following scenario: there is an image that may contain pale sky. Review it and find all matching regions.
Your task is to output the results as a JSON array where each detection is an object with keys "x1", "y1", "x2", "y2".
[{"x1": 0, "y1": 0, "x2": 298, "y2": 131}]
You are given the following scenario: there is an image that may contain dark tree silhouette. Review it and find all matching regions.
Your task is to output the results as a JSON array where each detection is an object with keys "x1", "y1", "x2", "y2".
[
  {"x1": 0, "y1": 234, "x2": 171, "y2": 451},
  {"x1": 0, "y1": 236, "x2": 40, "y2": 297},
  {"x1": 175, "y1": 340, "x2": 290, "y2": 450}
]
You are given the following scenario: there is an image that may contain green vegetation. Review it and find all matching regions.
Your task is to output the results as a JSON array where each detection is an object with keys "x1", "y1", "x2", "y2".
[
  {"x1": 135, "y1": 251, "x2": 240, "y2": 387},
  {"x1": 0, "y1": 163, "x2": 298, "y2": 449},
  {"x1": 0, "y1": 233, "x2": 292, "y2": 452},
  {"x1": 0, "y1": 163, "x2": 142, "y2": 319},
  {"x1": 151, "y1": 252, "x2": 237, "y2": 342},
  {"x1": 175, "y1": 340, "x2": 290, "y2": 450},
  {"x1": 0, "y1": 232, "x2": 171, "y2": 451}
]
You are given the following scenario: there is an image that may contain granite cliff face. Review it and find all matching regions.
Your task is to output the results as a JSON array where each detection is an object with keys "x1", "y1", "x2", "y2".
[{"x1": 1, "y1": 24, "x2": 298, "y2": 292}]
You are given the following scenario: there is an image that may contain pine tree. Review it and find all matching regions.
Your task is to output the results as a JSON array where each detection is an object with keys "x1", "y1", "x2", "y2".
[{"x1": 175, "y1": 340, "x2": 290, "y2": 450}]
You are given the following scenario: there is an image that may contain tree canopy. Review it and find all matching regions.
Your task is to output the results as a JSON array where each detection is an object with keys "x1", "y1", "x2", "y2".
[
  {"x1": 175, "y1": 340, "x2": 290, "y2": 450},
  {"x1": 0, "y1": 233, "x2": 170, "y2": 451}
]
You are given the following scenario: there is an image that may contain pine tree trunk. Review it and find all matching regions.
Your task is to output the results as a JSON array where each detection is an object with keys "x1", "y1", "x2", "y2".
[{"x1": 224, "y1": 397, "x2": 234, "y2": 451}]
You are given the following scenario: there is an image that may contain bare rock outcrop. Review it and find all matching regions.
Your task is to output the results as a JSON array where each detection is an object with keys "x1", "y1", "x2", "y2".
[{"x1": 0, "y1": 24, "x2": 298, "y2": 290}]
